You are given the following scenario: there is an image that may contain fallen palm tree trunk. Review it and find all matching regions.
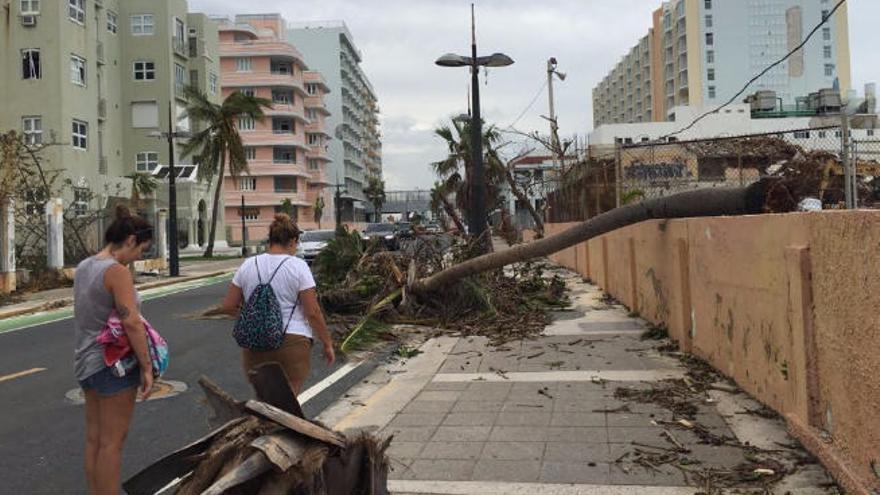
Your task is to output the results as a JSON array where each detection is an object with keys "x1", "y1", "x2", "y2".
[
  {"x1": 412, "y1": 179, "x2": 791, "y2": 293},
  {"x1": 123, "y1": 363, "x2": 390, "y2": 495}
]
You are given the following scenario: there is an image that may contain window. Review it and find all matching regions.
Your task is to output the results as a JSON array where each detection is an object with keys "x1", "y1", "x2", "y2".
[
  {"x1": 189, "y1": 70, "x2": 199, "y2": 90},
  {"x1": 188, "y1": 37, "x2": 198, "y2": 58},
  {"x1": 821, "y1": 10, "x2": 829, "y2": 21},
  {"x1": 22, "y1": 117, "x2": 42, "y2": 146},
  {"x1": 705, "y1": 15, "x2": 712, "y2": 28},
  {"x1": 133, "y1": 61, "x2": 155, "y2": 80},
  {"x1": 107, "y1": 11, "x2": 118, "y2": 33},
  {"x1": 20, "y1": 0, "x2": 39, "y2": 14},
  {"x1": 706, "y1": 50, "x2": 714, "y2": 64},
  {"x1": 818, "y1": 131, "x2": 827, "y2": 138},
  {"x1": 244, "y1": 147, "x2": 256, "y2": 160},
  {"x1": 273, "y1": 148, "x2": 295, "y2": 163},
  {"x1": 21, "y1": 49, "x2": 41, "y2": 80},
  {"x1": 131, "y1": 14, "x2": 155, "y2": 35},
  {"x1": 135, "y1": 152, "x2": 158, "y2": 172},
  {"x1": 70, "y1": 55, "x2": 86, "y2": 86},
  {"x1": 209, "y1": 72, "x2": 218, "y2": 94},
  {"x1": 706, "y1": 32, "x2": 714, "y2": 45},
  {"x1": 68, "y1": 0, "x2": 84, "y2": 24},
  {"x1": 238, "y1": 116, "x2": 255, "y2": 131},
  {"x1": 868, "y1": 129, "x2": 876, "y2": 137},
  {"x1": 273, "y1": 177, "x2": 297, "y2": 193},
  {"x1": 73, "y1": 187, "x2": 88, "y2": 217},
  {"x1": 239, "y1": 177, "x2": 257, "y2": 191},
  {"x1": 241, "y1": 208, "x2": 260, "y2": 221},
  {"x1": 306, "y1": 109, "x2": 318, "y2": 120},
  {"x1": 306, "y1": 84, "x2": 318, "y2": 95},
  {"x1": 241, "y1": 87, "x2": 256, "y2": 97},
  {"x1": 823, "y1": 27, "x2": 831, "y2": 41},
  {"x1": 707, "y1": 68, "x2": 715, "y2": 81},
  {"x1": 823, "y1": 46, "x2": 832, "y2": 59},
  {"x1": 704, "y1": 0, "x2": 711, "y2": 9},
  {"x1": 174, "y1": 63, "x2": 186, "y2": 92},
  {"x1": 308, "y1": 134, "x2": 321, "y2": 145},
  {"x1": 72, "y1": 119, "x2": 87, "y2": 150},
  {"x1": 173, "y1": 18, "x2": 185, "y2": 54},
  {"x1": 235, "y1": 57, "x2": 251, "y2": 72},
  {"x1": 273, "y1": 119, "x2": 293, "y2": 134},
  {"x1": 825, "y1": 64, "x2": 835, "y2": 76},
  {"x1": 794, "y1": 131, "x2": 811, "y2": 140},
  {"x1": 708, "y1": 86, "x2": 716, "y2": 99},
  {"x1": 272, "y1": 90, "x2": 292, "y2": 104},
  {"x1": 308, "y1": 159, "x2": 320, "y2": 171}
]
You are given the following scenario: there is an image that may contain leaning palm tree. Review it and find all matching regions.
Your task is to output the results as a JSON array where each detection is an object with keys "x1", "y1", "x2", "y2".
[
  {"x1": 181, "y1": 87, "x2": 271, "y2": 257},
  {"x1": 363, "y1": 175, "x2": 386, "y2": 223},
  {"x1": 125, "y1": 172, "x2": 158, "y2": 214},
  {"x1": 432, "y1": 119, "x2": 506, "y2": 231},
  {"x1": 430, "y1": 180, "x2": 465, "y2": 233}
]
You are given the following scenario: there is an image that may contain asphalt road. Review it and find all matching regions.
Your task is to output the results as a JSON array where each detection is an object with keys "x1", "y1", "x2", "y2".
[{"x1": 0, "y1": 276, "x2": 375, "y2": 494}]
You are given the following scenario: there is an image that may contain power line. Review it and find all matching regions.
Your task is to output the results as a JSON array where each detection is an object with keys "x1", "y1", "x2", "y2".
[
  {"x1": 661, "y1": 0, "x2": 847, "y2": 140},
  {"x1": 506, "y1": 79, "x2": 548, "y2": 130}
]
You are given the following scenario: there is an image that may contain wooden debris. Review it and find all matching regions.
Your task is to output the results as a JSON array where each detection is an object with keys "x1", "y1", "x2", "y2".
[{"x1": 124, "y1": 363, "x2": 389, "y2": 495}]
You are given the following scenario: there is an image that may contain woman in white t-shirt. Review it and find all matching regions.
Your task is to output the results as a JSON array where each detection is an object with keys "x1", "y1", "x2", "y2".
[{"x1": 215, "y1": 214, "x2": 335, "y2": 393}]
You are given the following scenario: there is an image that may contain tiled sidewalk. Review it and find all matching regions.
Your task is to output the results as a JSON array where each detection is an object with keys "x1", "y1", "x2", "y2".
[{"x1": 325, "y1": 267, "x2": 837, "y2": 494}]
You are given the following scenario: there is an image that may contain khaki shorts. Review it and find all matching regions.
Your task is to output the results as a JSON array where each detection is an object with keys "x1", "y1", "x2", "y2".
[{"x1": 242, "y1": 334, "x2": 313, "y2": 393}]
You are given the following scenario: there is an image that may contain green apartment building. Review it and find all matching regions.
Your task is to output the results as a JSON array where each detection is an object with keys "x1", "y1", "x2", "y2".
[{"x1": 0, "y1": 0, "x2": 229, "y2": 254}]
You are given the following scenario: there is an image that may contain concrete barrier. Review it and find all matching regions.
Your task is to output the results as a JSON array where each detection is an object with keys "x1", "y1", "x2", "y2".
[{"x1": 542, "y1": 212, "x2": 880, "y2": 495}]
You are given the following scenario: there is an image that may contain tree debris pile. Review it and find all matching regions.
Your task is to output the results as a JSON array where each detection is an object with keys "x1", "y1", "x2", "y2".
[
  {"x1": 124, "y1": 363, "x2": 390, "y2": 495},
  {"x1": 312, "y1": 230, "x2": 569, "y2": 350}
]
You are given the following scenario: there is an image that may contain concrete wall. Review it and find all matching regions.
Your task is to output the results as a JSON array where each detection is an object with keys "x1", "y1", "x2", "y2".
[{"x1": 543, "y1": 212, "x2": 880, "y2": 494}]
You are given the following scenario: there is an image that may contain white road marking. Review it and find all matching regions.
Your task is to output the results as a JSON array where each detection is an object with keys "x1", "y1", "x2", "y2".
[
  {"x1": 298, "y1": 361, "x2": 359, "y2": 405},
  {"x1": 388, "y1": 480, "x2": 698, "y2": 494},
  {"x1": 432, "y1": 369, "x2": 685, "y2": 383}
]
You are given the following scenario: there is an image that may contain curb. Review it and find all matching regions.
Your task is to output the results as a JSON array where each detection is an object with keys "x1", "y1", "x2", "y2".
[{"x1": 0, "y1": 269, "x2": 235, "y2": 321}]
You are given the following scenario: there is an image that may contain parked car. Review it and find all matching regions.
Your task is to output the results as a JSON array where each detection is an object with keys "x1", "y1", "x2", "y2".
[
  {"x1": 395, "y1": 222, "x2": 414, "y2": 239},
  {"x1": 424, "y1": 223, "x2": 442, "y2": 234},
  {"x1": 362, "y1": 223, "x2": 399, "y2": 250},
  {"x1": 296, "y1": 229, "x2": 335, "y2": 264}
]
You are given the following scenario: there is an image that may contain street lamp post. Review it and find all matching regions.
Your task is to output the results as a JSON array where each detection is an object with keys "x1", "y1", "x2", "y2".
[
  {"x1": 436, "y1": 4, "x2": 514, "y2": 243},
  {"x1": 150, "y1": 103, "x2": 190, "y2": 277},
  {"x1": 545, "y1": 57, "x2": 566, "y2": 169}
]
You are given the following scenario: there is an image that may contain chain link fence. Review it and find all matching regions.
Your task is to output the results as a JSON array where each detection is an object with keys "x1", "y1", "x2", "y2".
[{"x1": 546, "y1": 126, "x2": 880, "y2": 222}]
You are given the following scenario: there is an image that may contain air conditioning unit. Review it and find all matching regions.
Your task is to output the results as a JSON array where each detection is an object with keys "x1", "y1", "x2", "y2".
[{"x1": 21, "y1": 15, "x2": 37, "y2": 27}]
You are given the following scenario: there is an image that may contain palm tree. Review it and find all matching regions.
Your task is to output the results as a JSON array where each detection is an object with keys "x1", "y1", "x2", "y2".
[
  {"x1": 432, "y1": 119, "x2": 506, "y2": 231},
  {"x1": 181, "y1": 87, "x2": 271, "y2": 257},
  {"x1": 313, "y1": 195, "x2": 325, "y2": 229},
  {"x1": 125, "y1": 173, "x2": 158, "y2": 214},
  {"x1": 363, "y1": 175, "x2": 386, "y2": 223},
  {"x1": 430, "y1": 181, "x2": 465, "y2": 233}
]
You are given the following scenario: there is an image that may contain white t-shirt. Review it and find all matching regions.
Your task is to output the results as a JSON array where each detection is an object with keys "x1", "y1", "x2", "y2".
[{"x1": 232, "y1": 254, "x2": 317, "y2": 338}]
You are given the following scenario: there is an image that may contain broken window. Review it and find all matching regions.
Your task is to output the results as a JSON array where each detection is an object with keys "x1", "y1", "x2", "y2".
[{"x1": 70, "y1": 54, "x2": 86, "y2": 86}]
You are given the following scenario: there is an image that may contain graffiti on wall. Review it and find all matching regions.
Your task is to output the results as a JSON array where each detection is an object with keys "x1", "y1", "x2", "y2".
[{"x1": 625, "y1": 161, "x2": 693, "y2": 181}]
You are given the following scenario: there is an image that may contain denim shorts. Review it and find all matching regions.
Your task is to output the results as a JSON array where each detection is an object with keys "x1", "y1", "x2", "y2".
[{"x1": 79, "y1": 366, "x2": 141, "y2": 397}]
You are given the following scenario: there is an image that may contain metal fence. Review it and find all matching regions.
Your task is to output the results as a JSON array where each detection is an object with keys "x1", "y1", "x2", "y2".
[{"x1": 546, "y1": 125, "x2": 879, "y2": 222}]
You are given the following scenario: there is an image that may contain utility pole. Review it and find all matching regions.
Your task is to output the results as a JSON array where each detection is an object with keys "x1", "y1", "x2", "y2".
[
  {"x1": 166, "y1": 103, "x2": 180, "y2": 277},
  {"x1": 546, "y1": 57, "x2": 566, "y2": 170},
  {"x1": 841, "y1": 111, "x2": 854, "y2": 209}
]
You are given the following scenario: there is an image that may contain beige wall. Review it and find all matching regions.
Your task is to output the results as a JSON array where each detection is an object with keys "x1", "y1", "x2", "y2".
[{"x1": 543, "y1": 212, "x2": 880, "y2": 494}]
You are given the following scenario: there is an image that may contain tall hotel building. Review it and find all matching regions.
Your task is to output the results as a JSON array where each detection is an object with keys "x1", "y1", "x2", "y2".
[{"x1": 592, "y1": 0, "x2": 851, "y2": 126}]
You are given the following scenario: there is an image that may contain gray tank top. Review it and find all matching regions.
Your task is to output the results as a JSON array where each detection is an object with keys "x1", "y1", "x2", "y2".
[{"x1": 73, "y1": 256, "x2": 135, "y2": 381}]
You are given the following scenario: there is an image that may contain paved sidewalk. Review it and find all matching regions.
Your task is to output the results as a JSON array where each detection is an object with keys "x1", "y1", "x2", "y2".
[{"x1": 320, "y1": 266, "x2": 837, "y2": 494}]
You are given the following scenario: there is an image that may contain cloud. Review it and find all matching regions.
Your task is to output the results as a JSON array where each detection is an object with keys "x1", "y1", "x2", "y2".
[{"x1": 190, "y1": 0, "x2": 879, "y2": 190}]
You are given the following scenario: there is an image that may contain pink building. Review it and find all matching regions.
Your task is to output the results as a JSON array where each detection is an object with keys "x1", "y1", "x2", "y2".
[{"x1": 217, "y1": 14, "x2": 332, "y2": 245}]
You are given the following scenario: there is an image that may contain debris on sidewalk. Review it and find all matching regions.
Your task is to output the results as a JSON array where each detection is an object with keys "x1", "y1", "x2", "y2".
[{"x1": 123, "y1": 363, "x2": 390, "y2": 495}]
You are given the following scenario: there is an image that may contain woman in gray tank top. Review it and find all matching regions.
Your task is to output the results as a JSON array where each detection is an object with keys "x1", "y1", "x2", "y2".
[{"x1": 74, "y1": 205, "x2": 154, "y2": 495}]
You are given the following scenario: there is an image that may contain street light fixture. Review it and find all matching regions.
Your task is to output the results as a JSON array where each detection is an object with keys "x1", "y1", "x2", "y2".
[
  {"x1": 149, "y1": 103, "x2": 192, "y2": 277},
  {"x1": 435, "y1": 4, "x2": 514, "y2": 245}
]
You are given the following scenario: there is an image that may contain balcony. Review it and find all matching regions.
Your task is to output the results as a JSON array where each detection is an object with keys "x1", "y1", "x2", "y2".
[
  {"x1": 243, "y1": 160, "x2": 310, "y2": 177},
  {"x1": 222, "y1": 72, "x2": 306, "y2": 96},
  {"x1": 223, "y1": 190, "x2": 310, "y2": 207},
  {"x1": 264, "y1": 103, "x2": 308, "y2": 123},
  {"x1": 239, "y1": 130, "x2": 308, "y2": 148},
  {"x1": 218, "y1": 40, "x2": 306, "y2": 67}
]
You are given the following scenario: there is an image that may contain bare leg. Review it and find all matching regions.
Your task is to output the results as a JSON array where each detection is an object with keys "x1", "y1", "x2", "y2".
[
  {"x1": 84, "y1": 389, "x2": 101, "y2": 494},
  {"x1": 94, "y1": 387, "x2": 137, "y2": 495}
]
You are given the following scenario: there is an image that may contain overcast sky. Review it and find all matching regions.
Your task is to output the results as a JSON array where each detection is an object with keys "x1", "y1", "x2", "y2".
[{"x1": 190, "y1": 0, "x2": 879, "y2": 190}]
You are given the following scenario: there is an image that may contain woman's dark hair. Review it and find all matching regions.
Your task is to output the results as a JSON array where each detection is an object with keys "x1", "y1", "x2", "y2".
[
  {"x1": 268, "y1": 213, "x2": 301, "y2": 246},
  {"x1": 105, "y1": 204, "x2": 154, "y2": 246}
]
